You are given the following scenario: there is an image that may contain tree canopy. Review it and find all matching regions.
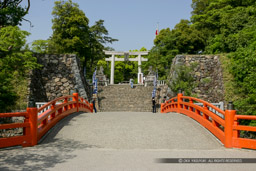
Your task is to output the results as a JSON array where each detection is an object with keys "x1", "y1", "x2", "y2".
[
  {"x1": 153, "y1": 0, "x2": 256, "y2": 124},
  {"x1": 51, "y1": 0, "x2": 90, "y2": 55},
  {"x1": 0, "y1": 0, "x2": 30, "y2": 28},
  {"x1": 189, "y1": 0, "x2": 256, "y2": 119},
  {"x1": 0, "y1": 26, "x2": 39, "y2": 112},
  {"x1": 0, "y1": 0, "x2": 39, "y2": 112},
  {"x1": 49, "y1": 0, "x2": 117, "y2": 78}
]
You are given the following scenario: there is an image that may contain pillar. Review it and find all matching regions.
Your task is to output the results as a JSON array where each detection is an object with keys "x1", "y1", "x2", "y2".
[
  {"x1": 224, "y1": 102, "x2": 236, "y2": 148},
  {"x1": 110, "y1": 54, "x2": 115, "y2": 84},
  {"x1": 138, "y1": 54, "x2": 142, "y2": 84},
  {"x1": 25, "y1": 99, "x2": 38, "y2": 146}
]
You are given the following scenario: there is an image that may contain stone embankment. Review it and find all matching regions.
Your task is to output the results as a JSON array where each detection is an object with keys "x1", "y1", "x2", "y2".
[
  {"x1": 169, "y1": 55, "x2": 224, "y2": 103},
  {"x1": 28, "y1": 54, "x2": 91, "y2": 102}
]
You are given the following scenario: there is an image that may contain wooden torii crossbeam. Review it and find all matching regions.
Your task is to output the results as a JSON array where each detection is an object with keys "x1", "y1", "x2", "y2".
[{"x1": 104, "y1": 51, "x2": 148, "y2": 84}]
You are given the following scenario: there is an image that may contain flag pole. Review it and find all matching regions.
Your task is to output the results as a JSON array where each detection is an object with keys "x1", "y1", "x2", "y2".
[{"x1": 155, "y1": 22, "x2": 159, "y2": 36}]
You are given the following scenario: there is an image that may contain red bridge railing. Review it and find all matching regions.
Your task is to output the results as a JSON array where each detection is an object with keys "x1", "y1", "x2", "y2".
[
  {"x1": 161, "y1": 93, "x2": 256, "y2": 150},
  {"x1": 0, "y1": 93, "x2": 93, "y2": 148}
]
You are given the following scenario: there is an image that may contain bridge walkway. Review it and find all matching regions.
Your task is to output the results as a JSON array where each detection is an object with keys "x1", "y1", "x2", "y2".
[{"x1": 0, "y1": 112, "x2": 255, "y2": 171}]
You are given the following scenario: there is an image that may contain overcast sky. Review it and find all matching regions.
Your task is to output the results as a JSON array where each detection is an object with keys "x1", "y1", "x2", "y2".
[{"x1": 20, "y1": 0, "x2": 193, "y2": 51}]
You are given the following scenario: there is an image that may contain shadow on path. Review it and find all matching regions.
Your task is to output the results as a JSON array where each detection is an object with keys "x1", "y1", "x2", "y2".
[{"x1": 0, "y1": 112, "x2": 98, "y2": 171}]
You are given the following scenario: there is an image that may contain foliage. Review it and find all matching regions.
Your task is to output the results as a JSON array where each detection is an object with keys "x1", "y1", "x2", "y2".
[
  {"x1": 87, "y1": 19, "x2": 118, "y2": 76},
  {"x1": 219, "y1": 54, "x2": 240, "y2": 102},
  {"x1": 31, "y1": 39, "x2": 50, "y2": 53},
  {"x1": 189, "y1": 0, "x2": 256, "y2": 125},
  {"x1": 154, "y1": 0, "x2": 256, "y2": 124},
  {"x1": 149, "y1": 19, "x2": 205, "y2": 81},
  {"x1": 97, "y1": 47, "x2": 147, "y2": 84},
  {"x1": 0, "y1": 26, "x2": 39, "y2": 112},
  {"x1": 169, "y1": 63, "x2": 198, "y2": 96},
  {"x1": 51, "y1": 0, "x2": 90, "y2": 55},
  {"x1": 229, "y1": 46, "x2": 256, "y2": 118},
  {"x1": 0, "y1": 0, "x2": 30, "y2": 27},
  {"x1": 50, "y1": 0, "x2": 117, "y2": 79}
]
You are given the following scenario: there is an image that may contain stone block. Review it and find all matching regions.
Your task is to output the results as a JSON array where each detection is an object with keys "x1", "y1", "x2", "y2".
[
  {"x1": 54, "y1": 78, "x2": 60, "y2": 82},
  {"x1": 63, "y1": 82, "x2": 69, "y2": 87},
  {"x1": 52, "y1": 60, "x2": 58, "y2": 64},
  {"x1": 57, "y1": 82, "x2": 62, "y2": 86},
  {"x1": 61, "y1": 78, "x2": 68, "y2": 82}
]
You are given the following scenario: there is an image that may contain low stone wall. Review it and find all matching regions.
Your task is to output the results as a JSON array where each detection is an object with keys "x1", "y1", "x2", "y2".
[
  {"x1": 28, "y1": 54, "x2": 92, "y2": 102},
  {"x1": 169, "y1": 55, "x2": 224, "y2": 103}
]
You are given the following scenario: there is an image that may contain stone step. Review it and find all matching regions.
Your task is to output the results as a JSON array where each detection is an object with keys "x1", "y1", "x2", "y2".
[
  {"x1": 99, "y1": 109, "x2": 153, "y2": 112},
  {"x1": 97, "y1": 85, "x2": 155, "y2": 112}
]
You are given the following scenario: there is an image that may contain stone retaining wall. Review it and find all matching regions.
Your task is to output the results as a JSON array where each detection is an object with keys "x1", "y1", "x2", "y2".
[
  {"x1": 169, "y1": 55, "x2": 224, "y2": 103},
  {"x1": 28, "y1": 54, "x2": 92, "y2": 102}
]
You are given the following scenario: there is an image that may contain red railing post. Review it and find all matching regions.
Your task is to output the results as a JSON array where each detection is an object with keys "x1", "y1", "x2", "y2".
[
  {"x1": 26, "y1": 99, "x2": 38, "y2": 146},
  {"x1": 50, "y1": 102, "x2": 56, "y2": 119},
  {"x1": 172, "y1": 99, "x2": 175, "y2": 110},
  {"x1": 90, "y1": 103, "x2": 93, "y2": 112},
  {"x1": 161, "y1": 103, "x2": 165, "y2": 113},
  {"x1": 73, "y1": 93, "x2": 79, "y2": 112},
  {"x1": 64, "y1": 97, "x2": 68, "y2": 111},
  {"x1": 203, "y1": 103, "x2": 209, "y2": 120},
  {"x1": 177, "y1": 91, "x2": 183, "y2": 113},
  {"x1": 224, "y1": 102, "x2": 236, "y2": 148},
  {"x1": 233, "y1": 119, "x2": 239, "y2": 147},
  {"x1": 189, "y1": 98, "x2": 193, "y2": 111}
]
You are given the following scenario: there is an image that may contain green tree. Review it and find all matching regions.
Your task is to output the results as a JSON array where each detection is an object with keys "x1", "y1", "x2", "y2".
[
  {"x1": 172, "y1": 19, "x2": 205, "y2": 54},
  {"x1": 153, "y1": 0, "x2": 256, "y2": 126},
  {"x1": 50, "y1": 0, "x2": 117, "y2": 79},
  {"x1": 149, "y1": 19, "x2": 204, "y2": 80},
  {"x1": 189, "y1": 0, "x2": 256, "y2": 127},
  {"x1": 0, "y1": 26, "x2": 39, "y2": 112},
  {"x1": 87, "y1": 19, "x2": 118, "y2": 75},
  {"x1": 51, "y1": 0, "x2": 90, "y2": 55},
  {"x1": 31, "y1": 39, "x2": 49, "y2": 53},
  {"x1": 0, "y1": 0, "x2": 30, "y2": 27},
  {"x1": 169, "y1": 64, "x2": 197, "y2": 96}
]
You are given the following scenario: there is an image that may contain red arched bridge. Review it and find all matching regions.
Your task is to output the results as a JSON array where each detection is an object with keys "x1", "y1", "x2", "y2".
[
  {"x1": 0, "y1": 92, "x2": 255, "y2": 149},
  {"x1": 1, "y1": 93, "x2": 256, "y2": 170},
  {"x1": 161, "y1": 93, "x2": 256, "y2": 150},
  {"x1": 0, "y1": 93, "x2": 93, "y2": 148}
]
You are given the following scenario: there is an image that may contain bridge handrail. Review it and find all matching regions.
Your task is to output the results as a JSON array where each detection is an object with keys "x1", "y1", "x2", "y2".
[
  {"x1": 181, "y1": 96, "x2": 225, "y2": 116},
  {"x1": 161, "y1": 93, "x2": 256, "y2": 150},
  {"x1": 163, "y1": 97, "x2": 177, "y2": 107},
  {"x1": 37, "y1": 95, "x2": 74, "y2": 113},
  {"x1": 0, "y1": 112, "x2": 28, "y2": 118},
  {"x1": 0, "y1": 93, "x2": 93, "y2": 148},
  {"x1": 234, "y1": 115, "x2": 256, "y2": 134}
]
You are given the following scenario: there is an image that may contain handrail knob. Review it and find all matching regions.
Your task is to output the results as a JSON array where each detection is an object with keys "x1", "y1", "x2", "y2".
[{"x1": 227, "y1": 101, "x2": 234, "y2": 110}]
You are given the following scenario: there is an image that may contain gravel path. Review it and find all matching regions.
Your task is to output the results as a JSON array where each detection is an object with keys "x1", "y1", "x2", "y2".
[{"x1": 0, "y1": 112, "x2": 255, "y2": 171}]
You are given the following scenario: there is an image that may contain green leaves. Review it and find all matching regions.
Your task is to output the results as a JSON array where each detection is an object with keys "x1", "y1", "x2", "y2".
[
  {"x1": 0, "y1": 26, "x2": 39, "y2": 70},
  {"x1": 51, "y1": 0, "x2": 90, "y2": 54},
  {"x1": 153, "y1": 0, "x2": 256, "y2": 125},
  {"x1": 0, "y1": 0, "x2": 30, "y2": 27},
  {"x1": 0, "y1": 26, "x2": 39, "y2": 112},
  {"x1": 150, "y1": 19, "x2": 205, "y2": 81},
  {"x1": 169, "y1": 64, "x2": 198, "y2": 96},
  {"x1": 50, "y1": 1, "x2": 117, "y2": 79},
  {"x1": 31, "y1": 40, "x2": 49, "y2": 53}
]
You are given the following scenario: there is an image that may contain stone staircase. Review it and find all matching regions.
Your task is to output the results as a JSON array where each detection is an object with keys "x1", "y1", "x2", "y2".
[{"x1": 98, "y1": 85, "x2": 154, "y2": 112}]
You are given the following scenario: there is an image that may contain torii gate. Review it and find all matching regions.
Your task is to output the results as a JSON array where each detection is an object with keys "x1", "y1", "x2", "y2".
[{"x1": 104, "y1": 51, "x2": 148, "y2": 84}]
